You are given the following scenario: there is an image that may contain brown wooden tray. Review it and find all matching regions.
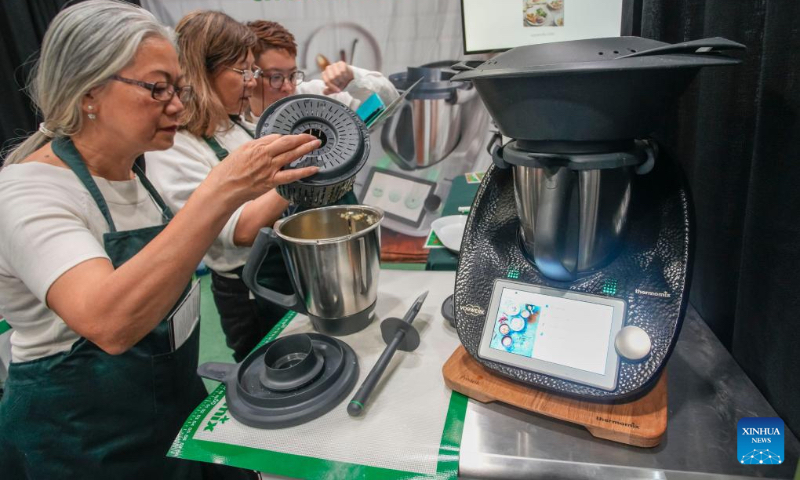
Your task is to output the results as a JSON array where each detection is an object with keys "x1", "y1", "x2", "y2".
[{"x1": 442, "y1": 346, "x2": 667, "y2": 447}]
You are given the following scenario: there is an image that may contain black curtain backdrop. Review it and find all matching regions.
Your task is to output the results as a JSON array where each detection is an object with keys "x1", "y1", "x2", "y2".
[
  {"x1": 0, "y1": 0, "x2": 140, "y2": 156},
  {"x1": 641, "y1": 0, "x2": 800, "y2": 436}
]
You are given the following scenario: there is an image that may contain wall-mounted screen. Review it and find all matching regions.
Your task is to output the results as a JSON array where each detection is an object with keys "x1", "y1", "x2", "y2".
[{"x1": 461, "y1": 0, "x2": 626, "y2": 54}]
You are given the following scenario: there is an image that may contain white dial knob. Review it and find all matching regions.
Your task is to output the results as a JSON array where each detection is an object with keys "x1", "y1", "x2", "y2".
[{"x1": 615, "y1": 326, "x2": 652, "y2": 362}]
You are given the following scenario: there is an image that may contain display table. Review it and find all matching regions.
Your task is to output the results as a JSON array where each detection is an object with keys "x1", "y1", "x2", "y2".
[
  {"x1": 172, "y1": 271, "x2": 467, "y2": 480},
  {"x1": 458, "y1": 305, "x2": 800, "y2": 479},
  {"x1": 178, "y1": 269, "x2": 799, "y2": 479}
]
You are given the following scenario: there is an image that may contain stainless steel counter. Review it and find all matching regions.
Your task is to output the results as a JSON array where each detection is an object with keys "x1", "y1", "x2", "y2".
[{"x1": 458, "y1": 306, "x2": 800, "y2": 479}]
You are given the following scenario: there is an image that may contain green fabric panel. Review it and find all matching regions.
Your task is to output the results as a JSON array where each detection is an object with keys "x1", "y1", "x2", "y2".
[
  {"x1": 381, "y1": 262, "x2": 427, "y2": 271},
  {"x1": 376, "y1": 156, "x2": 393, "y2": 169},
  {"x1": 426, "y1": 175, "x2": 480, "y2": 271},
  {"x1": 0, "y1": 320, "x2": 10, "y2": 335}
]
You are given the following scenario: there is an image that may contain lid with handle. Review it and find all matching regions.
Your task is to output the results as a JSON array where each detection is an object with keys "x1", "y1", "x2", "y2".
[
  {"x1": 448, "y1": 36, "x2": 745, "y2": 143},
  {"x1": 451, "y1": 36, "x2": 744, "y2": 81}
]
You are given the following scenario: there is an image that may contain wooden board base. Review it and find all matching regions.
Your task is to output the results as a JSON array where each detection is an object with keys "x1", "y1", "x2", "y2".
[{"x1": 442, "y1": 346, "x2": 667, "y2": 447}]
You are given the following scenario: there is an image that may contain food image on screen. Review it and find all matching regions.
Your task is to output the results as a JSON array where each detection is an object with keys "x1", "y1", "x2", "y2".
[
  {"x1": 509, "y1": 317, "x2": 526, "y2": 332},
  {"x1": 490, "y1": 296, "x2": 539, "y2": 356},
  {"x1": 523, "y1": 0, "x2": 564, "y2": 27},
  {"x1": 488, "y1": 287, "x2": 615, "y2": 374}
]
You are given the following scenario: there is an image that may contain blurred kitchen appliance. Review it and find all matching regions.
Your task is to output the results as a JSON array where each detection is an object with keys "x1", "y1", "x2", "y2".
[
  {"x1": 362, "y1": 61, "x2": 490, "y2": 237},
  {"x1": 382, "y1": 61, "x2": 477, "y2": 170}
]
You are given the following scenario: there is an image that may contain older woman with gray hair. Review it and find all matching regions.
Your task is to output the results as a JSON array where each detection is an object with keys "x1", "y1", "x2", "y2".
[{"x1": 0, "y1": 1, "x2": 319, "y2": 477}]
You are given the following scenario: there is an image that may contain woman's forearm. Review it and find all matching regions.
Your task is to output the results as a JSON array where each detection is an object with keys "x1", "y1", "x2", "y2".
[
  {"x1": 233, "y1": 190, "x2": 290, "y2": 246},
  {"x1": 50, "y1": 183, "x2": 240, "y2": 354},
  {"x1": 48, "y1": 134, "x2": 320, "y2": 354}
]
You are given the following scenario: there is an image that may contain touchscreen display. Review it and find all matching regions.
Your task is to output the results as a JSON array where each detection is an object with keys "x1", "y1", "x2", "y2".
[
  {"x1": 489, "y1": 287, "x2": 615, "y2": 375},
  {"x1": 361, "y1": 169, "x2": 435, "y2": 226}
]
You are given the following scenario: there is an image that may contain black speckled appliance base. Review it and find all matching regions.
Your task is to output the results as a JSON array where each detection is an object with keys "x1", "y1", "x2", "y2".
[{"x1": 454, "y1": 160, "x2": 692, "y2": 400}]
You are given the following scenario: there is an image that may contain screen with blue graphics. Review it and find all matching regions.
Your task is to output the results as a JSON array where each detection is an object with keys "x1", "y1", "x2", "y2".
[
  {"x1": 488, "y1": 287, "x2": 614, "y2": 374},
  {"x1": 737, "y1": 417, "x2": 784, "y2": 465},
  {"x1": 478, "y1": 280, "x2": 626, "y2": 391}
]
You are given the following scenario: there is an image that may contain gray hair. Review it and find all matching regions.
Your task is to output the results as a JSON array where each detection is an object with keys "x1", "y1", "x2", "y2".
[{"x1": 3, "y1": 0, "x2": 173, "y2": 165}]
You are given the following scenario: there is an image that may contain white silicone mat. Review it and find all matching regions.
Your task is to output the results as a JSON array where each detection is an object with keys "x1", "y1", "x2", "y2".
[{"x1": 171, "y1": 270, "x2": 465, "y2": 479}]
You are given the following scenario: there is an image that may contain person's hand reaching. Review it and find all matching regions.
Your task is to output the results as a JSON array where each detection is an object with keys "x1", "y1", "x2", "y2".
[{"x1": 322, "y1": 61, "x2": 355, "y2": 95}]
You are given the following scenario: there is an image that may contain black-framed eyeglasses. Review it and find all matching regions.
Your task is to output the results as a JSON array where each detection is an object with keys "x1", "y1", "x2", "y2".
[
  {"x1": 227, "y1": 67, "x2": 263, "y2": 82},
  {"x1": 263, "y1": 71, "x2": 305, "y2": 89},
  {"x1": 110, "y1": 75, "x2": 194, "y2": 103}
]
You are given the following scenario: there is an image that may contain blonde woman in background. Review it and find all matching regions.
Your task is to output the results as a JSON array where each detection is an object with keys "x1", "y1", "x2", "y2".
[
  {"x1": 146, "y1": 11, "x2": 298, "y2": 362},
  {"x1": 0, "y1": 2, "x2": 318, "y2": 477}
]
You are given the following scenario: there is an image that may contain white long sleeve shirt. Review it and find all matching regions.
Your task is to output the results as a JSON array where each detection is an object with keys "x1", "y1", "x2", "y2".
[
  {"x1": 296, "y1": 65, "x2": 399, "y2": 110},
  {"x1": 145, "y1": 122, "x2": 253, "y2": 276},
  {"x1": 146, "y1": 66, "x2": 397, "y2": 276}
]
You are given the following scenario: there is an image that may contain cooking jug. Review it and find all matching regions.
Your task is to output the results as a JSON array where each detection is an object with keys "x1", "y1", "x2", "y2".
[
  {"x1": 499, "y1": 139, "x2": 654, "y2": 281},
  {"x1": 243, "y1": 205, "x2": 383, "y2": 335}
]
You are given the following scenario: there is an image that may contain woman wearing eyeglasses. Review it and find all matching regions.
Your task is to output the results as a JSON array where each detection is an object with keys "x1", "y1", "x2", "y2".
[
  {"x1": 246, "y1": 20, "x2": 399, "y2": 118},
  {"x1": 146, "y1": 11, "x2": 310, "y2": 363},
  {"x1": 0, "y1": 2, "x2": 317, "y2": 478}
]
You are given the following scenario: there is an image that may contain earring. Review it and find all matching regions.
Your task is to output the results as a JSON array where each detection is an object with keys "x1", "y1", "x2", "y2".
[{"x1": 87, "y1": 105, "x2": 96, "y2": 120}]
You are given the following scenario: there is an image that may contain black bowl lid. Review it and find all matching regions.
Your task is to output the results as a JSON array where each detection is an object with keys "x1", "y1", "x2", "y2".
[
  {"x1": 452, "y1": 36, "x2": 744, "y2": 81},
  {"x1": 389, "y1": 61, "x2": 469, "y2": 100},
  {"x1": 225, "y1": 333, "x2": 360, "y2": 429},
  {"x1": 256, "y1": 94, "x2": 370, "y2": 187}
]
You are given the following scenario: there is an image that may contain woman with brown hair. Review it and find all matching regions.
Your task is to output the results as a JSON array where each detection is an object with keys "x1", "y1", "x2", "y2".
[{"x1": 146, "y1": 11, "x2": 301, "y2": 362}]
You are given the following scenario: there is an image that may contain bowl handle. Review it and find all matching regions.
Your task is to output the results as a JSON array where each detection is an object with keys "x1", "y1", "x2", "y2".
[
  {"x1": 487, "y1": 132, "x2": 511, "y2": 169},
  {"x1": 620, "y1": 37, "x2": 745, "y2": 59},
  {"x1": 243, "y1": 228, "x2": 307, "y2": 314},
  {"x1": 380, "y1": 101, "x2": 417, "y2": 170},
  {"x1": 451, "y1": 60, "x2": 483, "y2": 72}
]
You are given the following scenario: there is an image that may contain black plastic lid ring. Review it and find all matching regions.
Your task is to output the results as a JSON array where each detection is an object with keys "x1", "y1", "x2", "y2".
[
  {"x1": 260, "y1": 334, "x2": 324, "y2": 391},
  {"x1": 255, "y1": 94, "x2": 370, "y2": 207}
]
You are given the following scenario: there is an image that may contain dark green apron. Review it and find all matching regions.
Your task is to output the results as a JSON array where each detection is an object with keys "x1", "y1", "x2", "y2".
[{"x1": 0, "y1": 137, "x2": 208, "y2": 479}]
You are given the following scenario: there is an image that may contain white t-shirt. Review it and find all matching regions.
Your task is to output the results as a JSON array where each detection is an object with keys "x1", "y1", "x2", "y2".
[
  {"x1": 146, "y1": 66, "x2": 398, "y2": 275},
  {"x1": 0, "y1": 162, "x2": 165, "y2": 362}
]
